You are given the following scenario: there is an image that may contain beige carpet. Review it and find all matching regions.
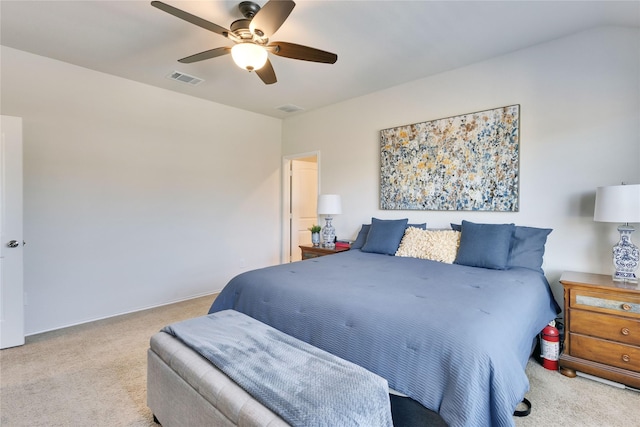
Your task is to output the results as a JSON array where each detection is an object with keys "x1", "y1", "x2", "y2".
[
  {"x1": 0, "y1": 295, "x2": 213, "y2": 427},
  {"x1": 1, "y1": 295, "x2": 637, "y2": 426}
]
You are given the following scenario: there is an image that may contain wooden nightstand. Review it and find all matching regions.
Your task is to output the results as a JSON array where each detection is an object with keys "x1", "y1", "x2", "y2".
[
  {"x1": 558, "y1": 271, "x2": 640, "y2": 388},
  {"x1": 299, "y1": 245, "x2": 349, "y2": 260}
]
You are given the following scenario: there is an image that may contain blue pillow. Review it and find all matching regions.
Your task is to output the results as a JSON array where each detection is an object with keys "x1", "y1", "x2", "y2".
[
  {"x1": 361, "y1": 218, "x2": 409, "y2": 255},
  {"x1": 351, "y1": 224, "x2": 371, "y2": 250},
  {"x1": 454, "y1": 220, "x2": 515, "y2": 269},
  {"x1": 352, "y1": 222, "x2": 425, "y2": 250},
  {"x1": 407, "y1": 223, "x2": 427, "y2": 230},
  {"x1": 450, "y1": 223, "x2": 462, "y2": 232},
  {"x1": 508, "y1": 226, "x2": 552, "y2": 273}
]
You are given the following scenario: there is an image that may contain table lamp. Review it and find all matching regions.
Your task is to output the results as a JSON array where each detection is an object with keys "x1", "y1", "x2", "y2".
[
  {"x1": 594, "y1": 183, "x2": 640, "y2": 282},
  {"x1": 317, "y1": 194, "x2": 342, "y2": 249}
]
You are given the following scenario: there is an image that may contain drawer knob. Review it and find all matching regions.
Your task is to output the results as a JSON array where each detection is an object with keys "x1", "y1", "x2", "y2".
[
  {"x1": 622, "y1": 354, "x2": 630, "y2": 363},
  {"x1": 622, "y1": 303, "x2": 632, "y2": 311},
  {"x1": 621, "y1": 327, "x2": 630, "y2": 336}
]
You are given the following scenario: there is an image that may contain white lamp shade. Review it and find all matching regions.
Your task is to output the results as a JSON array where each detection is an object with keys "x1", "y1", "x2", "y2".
[
  {"x1": 594, "y1": 184, "x2": 640, "y2": 223},
  {"x1": 231, "y1": 43, "x2": 268, "y2": 71},
  {"x1": 317, "y1": 194, "x2": 342, "y2": 215}
]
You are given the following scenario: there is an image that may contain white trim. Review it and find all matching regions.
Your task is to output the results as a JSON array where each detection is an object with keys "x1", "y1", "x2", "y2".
[{"x1": 25, "y1": 291, "x2": 219, "y2": 337}]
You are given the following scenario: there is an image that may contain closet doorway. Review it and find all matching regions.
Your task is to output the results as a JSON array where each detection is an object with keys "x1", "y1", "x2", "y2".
[{"x1": 282, "y1": 152, "x2": 319, "y2": 263}]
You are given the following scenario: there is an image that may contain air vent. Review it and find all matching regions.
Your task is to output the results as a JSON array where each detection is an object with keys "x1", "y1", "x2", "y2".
[
  {"x1": 276, "y1": 104, "x2": 304, "y2": 113},
  {"x1": 166, "y1": 71, "x2": 204, "y2": 86}
]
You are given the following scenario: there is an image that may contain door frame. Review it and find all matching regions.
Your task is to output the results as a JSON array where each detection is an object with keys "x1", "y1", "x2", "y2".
[{"x1": 281, "y1": 151, "x2": 320, "y2": 263}]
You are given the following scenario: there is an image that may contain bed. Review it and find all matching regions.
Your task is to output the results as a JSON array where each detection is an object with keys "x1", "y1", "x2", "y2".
[{"x1": 209, "y1": 220, "x2": 560, "y2": 427}]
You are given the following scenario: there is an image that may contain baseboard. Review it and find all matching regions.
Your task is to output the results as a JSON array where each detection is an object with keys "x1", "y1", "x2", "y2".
[
  {"x1": 575, "y1": 371, "x2": 640, "y2": 392},
  {"x1": 26, "y1": 291, "x2": 220, "y2": 337}
]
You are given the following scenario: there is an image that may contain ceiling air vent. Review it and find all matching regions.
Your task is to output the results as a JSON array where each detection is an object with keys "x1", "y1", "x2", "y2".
[
  {"x1": 167, "y1": 71, "x2": 204, "y2": 86},
  {"x1": 276, "y1": 104, "x2": 304, "y2": 113}
]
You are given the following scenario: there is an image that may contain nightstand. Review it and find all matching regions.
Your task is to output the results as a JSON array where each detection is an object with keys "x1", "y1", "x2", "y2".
[
  {"x1": 299, "y1": 245, "x2": 349, "y2": 260},
  {"x1": 558, "y1": 271, "x2": 640, "y2": 388}
]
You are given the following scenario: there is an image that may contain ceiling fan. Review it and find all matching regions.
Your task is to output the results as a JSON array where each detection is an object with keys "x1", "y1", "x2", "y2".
[{"x1": 151, "y1": 0, "x2": 338, "y2": 85}]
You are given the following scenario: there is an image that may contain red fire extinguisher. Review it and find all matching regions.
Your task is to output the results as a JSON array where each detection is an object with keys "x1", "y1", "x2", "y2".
[{"x1": 541, "y1": 321, "x2": 560, "y2": 371}]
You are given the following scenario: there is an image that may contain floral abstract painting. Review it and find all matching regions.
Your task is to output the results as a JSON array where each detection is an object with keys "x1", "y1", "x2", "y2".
[{"x1": 380, "y1": 105, "x2": 520, "y2": 211}]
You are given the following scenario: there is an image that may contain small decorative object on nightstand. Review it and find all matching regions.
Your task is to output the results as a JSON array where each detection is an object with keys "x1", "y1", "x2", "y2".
[
  {"x1": 299, "y1": 244, "x2": 349, "y2": 260},
  {"x1": 317, "y1": 194, "x2": 342, "y2": 249},
  {"x1": 308, "y1": 225, "x2": 321, "y2": 247},
  {"x1": 594, "y1": 183, "x2": 640, "y2": 282},
  {"x1": 558, "y1": 271, "x2": 640, "y2": 389}
]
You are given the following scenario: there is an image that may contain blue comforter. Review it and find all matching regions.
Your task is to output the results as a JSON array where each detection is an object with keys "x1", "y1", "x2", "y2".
[{"x1": 210, "y1": 250, "x2": 559, "y2": 427}]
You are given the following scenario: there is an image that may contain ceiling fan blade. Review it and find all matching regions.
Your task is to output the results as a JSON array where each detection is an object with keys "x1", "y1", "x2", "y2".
[
  {"x1": 151, "y1": 1, "x2": 230, "y2": 38},
  {"x1": 249, "y1": 0, "x2": 295, "y2": 38},
  {"x1": 268, "y1": 42, "x2": 337, "y2": 64},
  {"x1": 256, "y1": 59, "x2": 277, "y2": 85},
  {"x1": 178, "y1": 47, "x2": 231, "y2": 64}
]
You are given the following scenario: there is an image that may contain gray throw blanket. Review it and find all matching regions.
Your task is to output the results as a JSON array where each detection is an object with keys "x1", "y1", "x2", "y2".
[{"x1": 162, "y1": 310, "x2": 393, "y2": 427}]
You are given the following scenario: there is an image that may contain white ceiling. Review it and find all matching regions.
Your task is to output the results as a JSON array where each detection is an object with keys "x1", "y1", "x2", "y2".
[{"x1": 1, "y1": 1, "x2": 638, "y2": 119}]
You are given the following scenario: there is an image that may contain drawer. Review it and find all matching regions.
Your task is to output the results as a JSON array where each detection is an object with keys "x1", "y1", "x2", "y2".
[
  {"x1": 301, "y1": 251, "x2": 321, "y2": 259},
  {"x1": 571, "y1": 333, "x2": 640, "y2": 373},
  {"x1": 570, "y1": 310, "x2": 640, "y2": 346},
  {"x1": 570, "y1": 289, "x2": 640, "y2": 319}
]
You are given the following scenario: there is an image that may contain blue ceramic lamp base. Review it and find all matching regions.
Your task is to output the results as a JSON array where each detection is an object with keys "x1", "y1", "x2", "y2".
[
  {"x1": 612, "y1": 224, "x2": 639, "y2": 283},
  {"x1": 322, "y1": 216, "x2": 335, "y2": 249}
]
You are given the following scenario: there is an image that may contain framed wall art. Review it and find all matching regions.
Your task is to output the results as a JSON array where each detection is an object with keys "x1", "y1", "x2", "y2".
[{"x1": 380, "y1": 104, "x2": 520, "y2": 211}]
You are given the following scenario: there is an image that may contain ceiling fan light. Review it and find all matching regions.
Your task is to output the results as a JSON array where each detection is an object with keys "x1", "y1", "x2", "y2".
[{"x1": 231, "y1": 43, "x2": 268, "y2": 71}]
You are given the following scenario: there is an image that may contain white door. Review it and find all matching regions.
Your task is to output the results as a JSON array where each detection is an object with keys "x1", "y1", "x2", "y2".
[
  {"x1": 0, "y1": 116, "x2": 24, "y2": 349},
  {"x1": 282, "y1": 153, "x2": 318, "y2": 262},
  {"x1": 289, "y1": 157, "x2": 318, "y2": 262}
]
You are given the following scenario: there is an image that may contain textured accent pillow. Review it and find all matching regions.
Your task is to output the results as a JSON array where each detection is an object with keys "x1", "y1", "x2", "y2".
[
  {"x1": 361, "y1": 218, "x2": 409, "y2": 255},
  {"x1": 396, "y1": 228, "x2": 461, "y2": 263},
  {"x1": 508, "y1": 226, "x2": 552, "y2": 272},
  {"x1": 454, "y1": 220, "x2": 515, "y2": 269},
  {"x1": 351, "y1": 224, "x2": 371, "y2": 250}
]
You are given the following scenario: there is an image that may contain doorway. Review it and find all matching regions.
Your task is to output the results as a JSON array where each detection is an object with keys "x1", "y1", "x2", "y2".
[{"x1": 282, "y1": 152, "x2": 319, "y2": 263}]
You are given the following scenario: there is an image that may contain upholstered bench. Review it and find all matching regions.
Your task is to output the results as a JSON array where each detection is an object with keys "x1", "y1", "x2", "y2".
[
  {"x1": 147, "y1": 310, "x2": 394, "y2": 427},
  {"x1": 148, "y1": 331, "x2": 288, "y2": 427},
  {"x1": 147, "y1": 326, "x2": 446, "y2": 427}
]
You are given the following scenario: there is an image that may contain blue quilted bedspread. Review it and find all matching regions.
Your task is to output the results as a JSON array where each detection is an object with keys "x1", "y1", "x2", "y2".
[{"x1": 210, "y1": 250, "x2": 559, "y2": 427}]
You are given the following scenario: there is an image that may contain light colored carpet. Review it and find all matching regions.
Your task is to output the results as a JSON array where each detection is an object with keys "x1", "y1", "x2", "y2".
[
  {"x1": 1, "y1": 295, "x2": 213, "y2": 427},
  {"x1": 1, "y1": 295, "x2": 637, "y2": 426}
]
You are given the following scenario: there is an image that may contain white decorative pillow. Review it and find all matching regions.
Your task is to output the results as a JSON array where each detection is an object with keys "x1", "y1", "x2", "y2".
[{"x1": 395, "y1": 228, "x2": 461, "y2": 264}]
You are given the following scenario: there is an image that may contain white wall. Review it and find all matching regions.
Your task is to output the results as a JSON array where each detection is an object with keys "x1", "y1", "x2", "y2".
[
  {"x1": 2, "y1": 26, "x2": 638, "y2": 333},
  {"x1": 1, "y1": 47, "x2": 282, "y2": 335},
  {"x1": 282, "y1": 26, "x2": 640, "y2": 304}
]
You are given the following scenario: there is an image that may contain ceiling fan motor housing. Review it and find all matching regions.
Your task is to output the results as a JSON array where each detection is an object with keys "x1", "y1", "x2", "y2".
[
  {"x1": 238, "y1": 1, "x2": 261, "y2": 19},
  {"x1": 229, "y1": 19, "x2": 267, "y2": 45}
]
